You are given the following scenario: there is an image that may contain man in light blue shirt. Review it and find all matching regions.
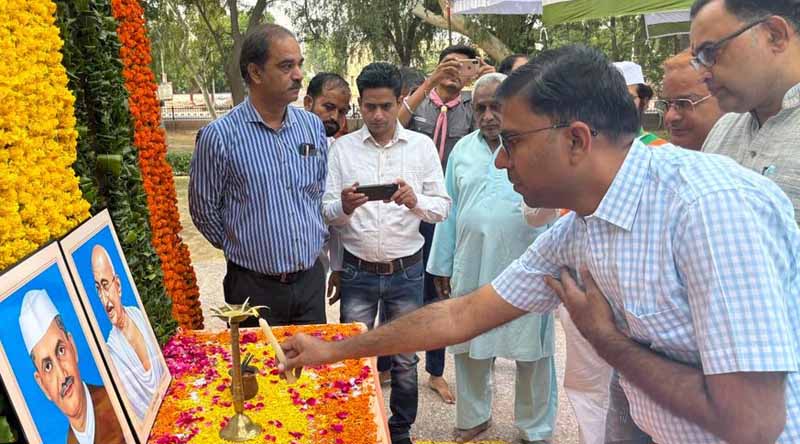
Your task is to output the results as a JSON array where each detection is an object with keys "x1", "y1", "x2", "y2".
[
  {"x1": 427, "y1": 73, "x2": 557, "y2": 444},
  {"x1": 279, "y1": 45, "x2": 800, "y2": 444}
]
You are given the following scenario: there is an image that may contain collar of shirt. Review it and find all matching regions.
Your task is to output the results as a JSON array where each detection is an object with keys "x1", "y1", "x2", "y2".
[
  {"x1": 242, "y1": 97, "x2": 297, "y2": 130},
  {"x1": 357, "y1": 120, "x2": 410, "y2": 148},
  {"x1": 781, "y1": 81, "x2": 800, "y2": 110},
  {"x1": 588, "y1": 140, "x2": 651, "y2": 232}
]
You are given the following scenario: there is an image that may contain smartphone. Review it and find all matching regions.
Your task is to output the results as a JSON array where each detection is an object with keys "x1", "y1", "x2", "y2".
[
  {"x1": 355, "y1": 183, "x2": 399, "y2": 201},
  {"x1": 459, "y1": 59, "x2": 480, "y2": 82}
]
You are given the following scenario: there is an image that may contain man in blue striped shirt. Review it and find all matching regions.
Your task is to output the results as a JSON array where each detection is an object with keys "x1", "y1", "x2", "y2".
[{"x1": 189, "y1": 24, "x2": 329, "y2": 327}]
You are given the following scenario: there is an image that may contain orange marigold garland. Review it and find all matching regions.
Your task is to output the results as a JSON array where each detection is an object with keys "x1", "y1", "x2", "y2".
[{"x1": 110, "y1": 0, "x2": 203, "y2": 328}]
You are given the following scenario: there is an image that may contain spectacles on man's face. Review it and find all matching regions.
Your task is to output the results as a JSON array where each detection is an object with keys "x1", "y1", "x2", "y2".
[
  {"x1": 499, "y1": 123, "x2": 598, "y2": 157},
  {"x1": 654, "y1": 95, "x2": 713, "y2": 114},
  {"x1": 499, "y1": 123, "x2": 570, "y2": 157},
  {"x1": 691, "y1": 18, "x2": 767, "y2": 70}
]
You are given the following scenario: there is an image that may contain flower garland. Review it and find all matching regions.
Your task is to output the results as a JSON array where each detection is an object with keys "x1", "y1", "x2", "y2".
[
  {"x1": 55, "y1": 0, "x2": 177, "y2": 344},
  {"x1": 150, "y1": 325, "x2": 384, "y2": 444},
  {"x1": 0, "y1": 0, "x2": 90, "y2": 271},
  {"x1": 109, "y1": 0, "x2": 203, "y2": 329}
]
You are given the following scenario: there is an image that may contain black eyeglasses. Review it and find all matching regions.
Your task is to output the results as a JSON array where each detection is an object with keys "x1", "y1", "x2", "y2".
[
  {"x1": 691, "y1": 18, "x2": 767, "y2": 70},
  {"x1": 500, "y1": 123, "x2": 597, "y2": 157},
  {"x1": 654, "y1": 95, "x2": 712, "y2": 114}
]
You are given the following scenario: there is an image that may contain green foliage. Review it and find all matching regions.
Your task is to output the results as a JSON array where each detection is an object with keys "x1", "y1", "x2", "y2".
[
  {"x1": 0, "y1": 386, "x2": 19, "y2": 443},
  {"x1": 55, "y1": 0, "x2": 178, "y2": 345},
  {"x1": 166, "y1": 151, "x2": 192, "y2": 176},
  {"x1": 289, "y1": 0, "x2": 442, "y2": 69}
]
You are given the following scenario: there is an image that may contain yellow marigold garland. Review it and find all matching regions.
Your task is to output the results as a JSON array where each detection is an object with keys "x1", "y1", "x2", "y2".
[
  {"x1": 0, "y1": 0, "x2": 90, "y2": 271},
  {"x1": 109, "y1": 0, "x2": 203, "y2": 328}
]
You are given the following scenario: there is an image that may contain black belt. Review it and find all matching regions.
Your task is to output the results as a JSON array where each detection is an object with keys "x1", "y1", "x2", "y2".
[
  {"x1": 228, "y1": 261, "x2": 312, "y2": 285},
  {"x1": 343, "y1": 249, "x2": 422, "y2": 275}
]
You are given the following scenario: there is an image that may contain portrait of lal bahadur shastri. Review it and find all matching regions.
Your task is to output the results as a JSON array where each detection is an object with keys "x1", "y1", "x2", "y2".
[
  {"x1": 19, "y1": 289, "x2": 126, "y2": 444},
  {"x1": 90, "y1": 244, "x2": 166, "y2": 422}
]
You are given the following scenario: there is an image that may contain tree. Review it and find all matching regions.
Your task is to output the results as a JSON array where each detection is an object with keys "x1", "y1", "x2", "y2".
[{"x1": 289, "y1": 0, "x2": 441, "y2": 68}]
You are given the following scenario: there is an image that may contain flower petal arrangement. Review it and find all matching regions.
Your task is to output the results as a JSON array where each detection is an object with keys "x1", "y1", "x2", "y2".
[
  {"x1": 109, "y1": 0, "x2": 203, "y2": 329},
  {"x1": 150, "y1": 324, "x2": 389, "y2": 444},
  {"x1": 0, "y1": 0, "x2": 90, "y2": 271}
]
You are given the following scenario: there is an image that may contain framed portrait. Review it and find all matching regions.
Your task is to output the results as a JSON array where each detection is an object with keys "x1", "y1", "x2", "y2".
[
  {"x1": 60, "y1": 210, "x2": 171, "y2": 443},
  {"x1": 0, "y1": 242, "x2": 136, "y2": 444}
]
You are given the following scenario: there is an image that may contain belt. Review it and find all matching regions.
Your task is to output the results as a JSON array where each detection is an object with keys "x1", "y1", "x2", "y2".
[
  {"x1": 228, "y1": 261, "x2": 312, "y2": 285},
  {"x1": 343, "y1": 249, "x2": 422, "y2": 275}
]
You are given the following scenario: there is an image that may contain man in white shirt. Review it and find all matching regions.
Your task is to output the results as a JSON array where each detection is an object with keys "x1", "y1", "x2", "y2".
[
  {"x1": 91, "y1": 245, "x2": 165, "y2": 421},
  {"x1": 322, "y1": 62, "x2": 451, "y2": 444}
]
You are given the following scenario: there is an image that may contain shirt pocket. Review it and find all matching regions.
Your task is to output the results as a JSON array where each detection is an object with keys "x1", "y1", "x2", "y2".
[
  {"x1": 295, "y1": 154, "x2": 326, "y2": 197},
  {"x1": 625, "y1": 307, "x2": 699, "y2": 365}
]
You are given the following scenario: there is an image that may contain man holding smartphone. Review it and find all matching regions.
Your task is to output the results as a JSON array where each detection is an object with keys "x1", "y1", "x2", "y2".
[
  {"x1": 322, "y1": 62, "x2": 451, "y2": 444},
  {"x1": 400, "y1": 44, "x2": 493, "y2": 405}
]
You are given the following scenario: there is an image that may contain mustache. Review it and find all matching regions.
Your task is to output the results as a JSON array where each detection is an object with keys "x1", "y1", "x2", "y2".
[
  {"x1": 60, "y1": 375, "x2": 74, "y2": 398},
  {"x1": 290, "y1": 82, "x2": 302, "y2": 90}
]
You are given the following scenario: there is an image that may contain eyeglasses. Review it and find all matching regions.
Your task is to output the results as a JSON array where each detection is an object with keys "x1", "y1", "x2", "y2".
[
  {"x1": 500, "y1": 123, "x2": 598, "y2": 157},
  {"x1": 499, "y1": 123, "x2": 568, "y2": 157},
  {"x1": 654, "y1": 95, "x2": 712, "y2": 114},
  {"x1": 691, "y1": 18, "x2": 767, "y2": 70}
]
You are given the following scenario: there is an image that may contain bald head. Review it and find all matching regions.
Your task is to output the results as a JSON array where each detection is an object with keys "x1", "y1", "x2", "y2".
[
  {"x1": 91, "y1": 245, "x2": 126, "y2": 329},
  {"x1": 660, "y1": 50, "x2": 724, "y2": 150}
]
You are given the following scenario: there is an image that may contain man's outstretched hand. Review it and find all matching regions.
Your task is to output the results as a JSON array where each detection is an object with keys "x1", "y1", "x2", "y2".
[{"x1": 277, "y1": 333, "x2": 338, "y2": 375}]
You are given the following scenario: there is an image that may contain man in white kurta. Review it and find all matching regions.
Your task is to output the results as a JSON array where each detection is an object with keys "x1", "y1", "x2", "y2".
[
  {"x1": 427, "y1": 74, "x2": 558, "y2": 443},
  {"x1": 92, "y1": 245, "x2": 165, "y2": 421}
]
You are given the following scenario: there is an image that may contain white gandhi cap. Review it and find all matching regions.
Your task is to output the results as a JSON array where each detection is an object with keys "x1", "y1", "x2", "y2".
[
  {"x1": 613, "y1": 61, "x2": 645, "y2": 86},
  {"x1": 19, "y1": 289, "x2": 60, "y2": 355}
]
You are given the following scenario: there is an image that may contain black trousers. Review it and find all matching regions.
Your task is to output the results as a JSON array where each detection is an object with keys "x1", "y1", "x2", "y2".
[{"x1": 223, "y1": 258, "x2": 327, "y2": 328}]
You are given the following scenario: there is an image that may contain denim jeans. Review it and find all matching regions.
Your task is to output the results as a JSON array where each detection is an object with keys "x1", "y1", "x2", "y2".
[{"x1": 340, "y1": 259, "x2": 424, "y2": 442}]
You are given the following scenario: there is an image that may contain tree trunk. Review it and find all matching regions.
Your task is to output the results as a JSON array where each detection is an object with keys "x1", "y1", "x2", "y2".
[
  {"x1": 192, "y1": 74, "x2": 217, "y2": 120},
  {"x1": 226, "y1": 47, "x2": 246, "y2": 105},
  {"x1": 610, "y1": 17, "x2": 619, "y2": 61},
  {"x1": 411, "y1": 3, "x2": 511, "y2": 61}
]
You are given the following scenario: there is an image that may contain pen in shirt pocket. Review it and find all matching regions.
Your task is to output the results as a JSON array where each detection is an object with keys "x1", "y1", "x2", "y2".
[{"x1": 762, "y1": 165, "x2": 776, "y2": 177}]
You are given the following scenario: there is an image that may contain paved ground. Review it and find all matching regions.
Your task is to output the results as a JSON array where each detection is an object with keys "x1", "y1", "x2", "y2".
[{"x1": 174, "y1": 176, "x2": 581, "y2": 443}]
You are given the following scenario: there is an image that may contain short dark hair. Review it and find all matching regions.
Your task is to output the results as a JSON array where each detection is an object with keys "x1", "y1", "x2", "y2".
[
  {"x1": 307, "y1": 73, "x2": 350, "y2": 99},
  {"x1": 239, "y1": 24, "x2": 296, "y2": 84},
  {"x1": 356, "y1": 62, "x2": 402, "y2": 97},
  {"x1": 497, "y1": 45, "x2": 640, "y2": 141},
  {"x1": 498, "y1": 54, "x2": 528, "y2": 74},
  {"x1": 438, "y1": 44, "x2": 478, "y2": 62},
  {"x1": 691, "y1": 0, "x2": 800, "y2": 30},
  {"x1": 399, "y1": 67, "x2": 425, "y2": 94}
]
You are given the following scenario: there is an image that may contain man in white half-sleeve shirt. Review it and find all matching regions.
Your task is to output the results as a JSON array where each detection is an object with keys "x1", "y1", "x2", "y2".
[
  {"x1": 322, "y1": 62, "x2": 450, "y2": 444},
  {"x1": 91, "y1": 245, "x2": 165, "y2": 421},
  {"x1": 282, "y1": 45, "x2": 800, "y2": 444}
]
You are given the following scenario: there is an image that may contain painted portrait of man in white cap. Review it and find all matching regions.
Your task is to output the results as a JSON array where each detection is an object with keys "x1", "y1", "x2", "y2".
[
  {"x1": 90, "y1": 245, "x2": 165, "y2": 421},
  {"x1": 19, "y1": 289, "x2": 126, "y2": 444}
]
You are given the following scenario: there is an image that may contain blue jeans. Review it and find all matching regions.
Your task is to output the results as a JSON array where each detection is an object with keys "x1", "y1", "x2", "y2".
[{"x1": 340, "y1": 259, "x2": 424, "y2": 442}]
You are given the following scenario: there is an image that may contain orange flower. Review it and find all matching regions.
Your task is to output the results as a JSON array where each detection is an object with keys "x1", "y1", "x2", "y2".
[{"x1": 110, "y1": 0, "x2": 202, "y2": 328}]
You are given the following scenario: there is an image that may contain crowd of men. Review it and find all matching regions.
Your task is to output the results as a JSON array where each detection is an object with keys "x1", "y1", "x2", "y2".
[{"x1": 189, "y1": 0, "x2": 800, "y2": 443}]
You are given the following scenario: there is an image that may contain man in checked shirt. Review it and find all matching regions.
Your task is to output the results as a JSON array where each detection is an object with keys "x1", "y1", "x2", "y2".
[{"x1": 279, "y1": 45, "x2": 800, "y2": 444}]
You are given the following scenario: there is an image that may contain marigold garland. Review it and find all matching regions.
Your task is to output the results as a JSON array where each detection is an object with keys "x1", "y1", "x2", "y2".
[
  {"x1": 109, "y1": 0, "x2": 203, "y2": 329},
  {"x1": 150, "y1": 325, "x2": 385, "y2": 444},
  {"x1": 0, "y1": 0, "x2": 91, "y2": 271}
]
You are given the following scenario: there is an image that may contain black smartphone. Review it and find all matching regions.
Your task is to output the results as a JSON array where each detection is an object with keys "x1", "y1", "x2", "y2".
[{"x1": 355, "y1": 183, "x2": 399, "y2": 201}]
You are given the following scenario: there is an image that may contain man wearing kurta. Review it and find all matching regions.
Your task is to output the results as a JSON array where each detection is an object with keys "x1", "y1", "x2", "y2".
[{"x1": 427, "y1": 73, "x2": 558, "y2": 444}]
